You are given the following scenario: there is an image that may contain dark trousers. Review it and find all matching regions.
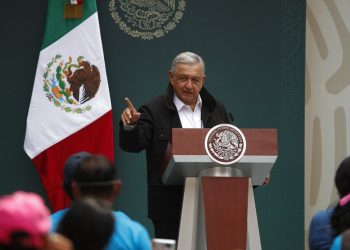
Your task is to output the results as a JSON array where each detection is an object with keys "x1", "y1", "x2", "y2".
[{"x1": 152, "y1": 219, "x2": 180, "y2": 241}]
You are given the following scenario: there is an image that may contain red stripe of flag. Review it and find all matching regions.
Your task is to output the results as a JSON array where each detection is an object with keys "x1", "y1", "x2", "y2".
[{"x1": 33, "y1": 111, "x2": 114, "y2": 211}]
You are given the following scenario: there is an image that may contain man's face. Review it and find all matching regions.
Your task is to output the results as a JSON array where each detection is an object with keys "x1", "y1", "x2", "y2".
[{"x1": 169, "y1": 63, "x2": 206, "y2": 107}]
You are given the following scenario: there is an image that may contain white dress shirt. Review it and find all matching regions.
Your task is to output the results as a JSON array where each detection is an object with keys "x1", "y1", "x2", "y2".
[{"x1": 173, "y1": 94, "x2": 203, "y2": 128}]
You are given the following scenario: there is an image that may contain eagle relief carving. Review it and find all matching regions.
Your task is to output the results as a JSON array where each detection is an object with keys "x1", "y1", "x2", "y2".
[{"x1": 109, "y1": 0, "x2": 186, "y2": 39}]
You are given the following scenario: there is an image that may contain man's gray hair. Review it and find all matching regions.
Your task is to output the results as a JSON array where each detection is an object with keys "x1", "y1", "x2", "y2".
[{"x1": 171, "y1": 52, "x2": 205, "y2": 74}]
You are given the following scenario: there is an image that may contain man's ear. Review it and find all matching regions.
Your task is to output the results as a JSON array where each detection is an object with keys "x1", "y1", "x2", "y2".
[
  {"x1": 72, "y1": 181, "x2": 80, "y2": 199},
  {"x1": 202, "y1": 74, "x2": 207, "y2": 85},
  {"x1": 112, "y1": 180, "x2": 122, "y2": 198},
  {"x1": 168, "y1": 70, "x2": 175, "y2": 86}
]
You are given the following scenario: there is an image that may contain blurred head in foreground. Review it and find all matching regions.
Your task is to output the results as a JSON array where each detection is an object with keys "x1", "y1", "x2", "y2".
[{"x1": 57, "y1": 198, "x2": 114, "y2": 250}]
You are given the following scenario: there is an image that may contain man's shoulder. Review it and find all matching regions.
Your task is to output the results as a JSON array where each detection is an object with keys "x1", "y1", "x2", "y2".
[
  {"x1": 200, "y1": 87, "x2": 227, "y2": 111},
  {"x1": 50, "y1": 208, "x2": 69, "y2": 232},
  {"x1": 143, "y1": 94, "x2": 168, "y2": 108},
  {"x1": 51, "y1": 208, "x2": 69, "y2": 220},
  {"x1": 140, "y1": 94, "x2": 173, "y2": 116},
  {"x1": 114, "y1": 211, "x2": 148, "y2": 232},
  {"x1": 106, "y1": 211, "x2": 151, "y2": 250}
]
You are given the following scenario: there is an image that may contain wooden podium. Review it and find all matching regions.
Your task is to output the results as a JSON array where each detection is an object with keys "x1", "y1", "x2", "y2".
[{"x1": 162, "y1": 128, "x2": 278, "y2": 250}]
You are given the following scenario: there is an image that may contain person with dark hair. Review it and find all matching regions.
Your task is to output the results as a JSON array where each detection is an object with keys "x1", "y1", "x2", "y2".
[
  {"x1": 72, "y1": 154, "x2": 119, "y2": 199},
  {"x1": 62, "y1": 151, "x2": 91, "y2": 200},
  {"x1": 51, "y1": 153, "x2": 151, "y2": 250},
  {"x1": 331, "y1": 156, "x2": 350, "y2": 236},
  {"x1": 57, "y1": 198, "x2": 114, "y2": 250},
  {"x1": 119, "y1": 51, "x2": 231, "y2": 240},
  {"x1": 309, "y1": 156, "x2": 350, "y2": 250}
]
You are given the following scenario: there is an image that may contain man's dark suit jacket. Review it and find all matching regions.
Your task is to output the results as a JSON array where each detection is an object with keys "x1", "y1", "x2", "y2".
[{"x1": 119, "y1": 84, "x2": 230, "y2": 221}]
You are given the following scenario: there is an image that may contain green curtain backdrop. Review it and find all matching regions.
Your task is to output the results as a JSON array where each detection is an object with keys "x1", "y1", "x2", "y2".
[{"x1": 0, "y1": 1, "x2": 305, "y2": 249}]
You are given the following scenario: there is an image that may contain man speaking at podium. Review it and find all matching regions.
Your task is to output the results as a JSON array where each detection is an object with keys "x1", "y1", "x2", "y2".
[{"x1": 119, "y1": 51, "x2": 230, "y2": 240}]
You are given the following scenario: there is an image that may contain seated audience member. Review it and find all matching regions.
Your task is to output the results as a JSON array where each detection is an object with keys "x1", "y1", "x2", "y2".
[
  {"x1": 62, "y1": 151, "x2": 91, "y2": 200},
  {"x1": 309, "y1": 207, "x2": 335, "y2": 250},
  {"x1": 0, "y1": 191, "x2": 72, "y2": 250},
  {"x1": 51, "y1": 152, "x2": 151, "y2": 250},
  {"x1": 309, "y1": 156, "x2": 350, "y2": 250},
  {"x1": 331, "y1": 156, "x2": 350, "y2": 236},
  {"x1": 57, "y1": 198, "x2": 114, "y2": 250}
]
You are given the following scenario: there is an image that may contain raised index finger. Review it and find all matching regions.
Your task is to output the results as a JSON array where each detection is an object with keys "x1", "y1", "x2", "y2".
[{"x1": 124, "y1": 97, "x2": 136, "y2": 111}]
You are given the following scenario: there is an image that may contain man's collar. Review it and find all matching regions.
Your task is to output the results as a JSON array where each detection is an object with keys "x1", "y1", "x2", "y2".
[
  {"x1": 173, "y1": 94, "x2": 202, "y2": 112},
  {"x1": 166, "y1": 83, "x2": 216, "y2": 112}
]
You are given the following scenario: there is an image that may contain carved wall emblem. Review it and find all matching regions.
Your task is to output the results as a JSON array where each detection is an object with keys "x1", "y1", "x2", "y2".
[
  {"x1": 109, "y1": 0, "x2": 186, "y2": 40},
  {"x1": 205, "y1": 124, "x2": 247, "y2": 165}
]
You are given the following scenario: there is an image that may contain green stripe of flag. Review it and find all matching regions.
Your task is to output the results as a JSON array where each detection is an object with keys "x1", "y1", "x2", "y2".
[{"x1": 41, "y1": 0, "x2": 97, "y2": 50}]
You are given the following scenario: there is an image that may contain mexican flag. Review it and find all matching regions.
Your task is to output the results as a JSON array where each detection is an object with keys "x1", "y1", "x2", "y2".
[{"x1": 24, "y1": 0, "x2": 114, "y2": 211}]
